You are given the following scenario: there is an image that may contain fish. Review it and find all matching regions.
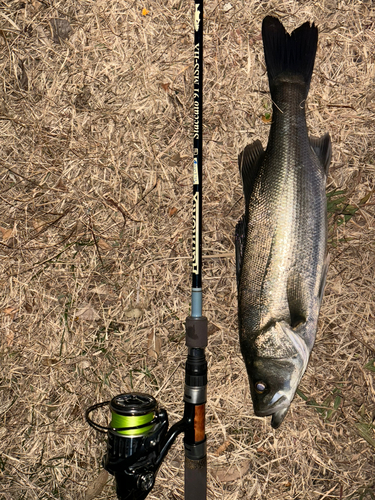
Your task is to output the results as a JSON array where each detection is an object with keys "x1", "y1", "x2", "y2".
[{"x1": 235, "y1": 16, "x2": 331, "y2": 429}]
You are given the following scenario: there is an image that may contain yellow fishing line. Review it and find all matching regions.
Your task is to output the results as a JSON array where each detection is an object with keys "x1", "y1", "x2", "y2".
[{"x1": 111, "y1": 411, "x2": 154, "y2": 436}]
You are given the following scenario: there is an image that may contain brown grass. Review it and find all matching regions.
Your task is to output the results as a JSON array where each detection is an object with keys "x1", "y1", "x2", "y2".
[{"x1": 0, "y1": 0, "x2": 374, "y2": 499}]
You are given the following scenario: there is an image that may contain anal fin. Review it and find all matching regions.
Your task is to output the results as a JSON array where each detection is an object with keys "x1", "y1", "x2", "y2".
[
  {"x1": 310, "y1": 133, "x2": 332, "y2": 175},
  {"x1": 318, "y1": 253, "x2": 330, "y2": 306}
]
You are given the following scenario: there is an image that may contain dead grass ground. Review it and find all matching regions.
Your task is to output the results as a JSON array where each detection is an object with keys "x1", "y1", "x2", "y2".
[{"x1": 0, "y1": 0, "x2": 374, "y2": 499}]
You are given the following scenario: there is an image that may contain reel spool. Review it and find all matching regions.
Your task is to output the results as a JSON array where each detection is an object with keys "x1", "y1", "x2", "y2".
[{"x1": 109, "y1": 393, "x2": 157, "y2": 436}]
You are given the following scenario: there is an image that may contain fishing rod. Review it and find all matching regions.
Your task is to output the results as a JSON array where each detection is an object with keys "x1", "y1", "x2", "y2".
[
  {"x1": 184, "y1": 0, "x2": 207, "y2": 496},
  {"x1": 85, "y1": 2, "x2": 207, "y2": 499}
]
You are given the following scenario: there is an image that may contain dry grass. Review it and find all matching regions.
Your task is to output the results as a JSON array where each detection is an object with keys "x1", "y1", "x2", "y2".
[{"x1": 0, "y1": 0, "x2": 374, "y2": 499}]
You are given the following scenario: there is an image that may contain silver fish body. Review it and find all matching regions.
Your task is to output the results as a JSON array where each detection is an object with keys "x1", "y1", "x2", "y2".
[{"x1": 236, "y1": 17, "x2": 331, "y2": 428}]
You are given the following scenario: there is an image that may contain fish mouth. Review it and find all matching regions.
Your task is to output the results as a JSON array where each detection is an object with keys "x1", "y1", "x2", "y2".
[
  {"x1": 254, "y1": 395, "x2": 290, "y2": 428},
  {"x1": 271, "y1": 407, "x2": 289, "y2": 429}
]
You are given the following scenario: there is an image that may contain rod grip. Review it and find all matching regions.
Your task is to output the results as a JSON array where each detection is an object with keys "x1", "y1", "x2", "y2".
[{"x1": 194, "y1": 404, "x2": 205, "y2": 442}]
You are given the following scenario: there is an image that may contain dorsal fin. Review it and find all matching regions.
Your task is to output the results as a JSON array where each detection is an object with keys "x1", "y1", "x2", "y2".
[
  {"x1": 238, "y1": 140, "x2": 264, "y2": 208},
  {"x1": 310, "y1": 133, "x2": 332, "y2": 175},
  {"x1": 235, "y1": 214, "x2": 246, "y2": 288}
]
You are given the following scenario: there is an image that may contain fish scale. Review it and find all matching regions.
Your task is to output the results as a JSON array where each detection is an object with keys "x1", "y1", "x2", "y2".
[{"x1": 236, "y1": 16, "x2": 332, "y2": 428}]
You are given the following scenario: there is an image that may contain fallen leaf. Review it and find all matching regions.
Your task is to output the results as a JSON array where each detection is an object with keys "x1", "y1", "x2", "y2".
[
  {"x1": 0, "y1": 226, "x2": 14, "y2": 240},
  {"x1": 208, "y1": 323, "x2": 220, "y2": 336},
  {"x1": 31, "y1": 0, "x2": 43, "y2": 13},
  {"x1": 2, "y1": 307, "x2": 18, "y2": 320},
  {"x1": 88, "y1": 286, "x2": 117, "y2": 306},
  {"x1": 256, "y1": 447, "x2": 270, "y2": 455},
  {"x1": 89, "y1": 285, "x2": 116, "y2": 297},
  {"x1": 75, "y1": 88, "x2": 91, "y2": 110},
  {"x1": 85, "y1": 470, "x2": 109, "y2": 500},
  {"x1": 55, "y1": 178, "x2": 67, "y2": 191},
  {"x1": 212, "y1": 460, "x2": 250, "y2": 482},
  {"x1": 214, "y1": 439, "x2": 231, "y2": 456},
  {"x1": 249, "y1": 34, "x2": 262, "y2": 46},
  {"x1": 75, "y1": 304, "x2": 100, "y2": 321},
  {"x1": 41, "y1": 358, "x2": 59, "y2": 366},
  {"x1": 32, "y1": 219, "x2": 45, "y2": 233},
  {"x1": 49, "y1": 18, "x2": 72, "y2": 44},
  {"x1": 168, "y1": 207, "x2": 178, "y2": 217},
  {"x1": 261, "y1": 113, "x2": 272, "y2": 123},
  {"x1": 79, "y1": 359, "x2": 91, "y2": 369},
  {"x1": 169, "y1": 152, "x2": 181, "y2": 166},
  {"x1": 142, "y1": 8, "x2": 149, "y2": 16},
  {"x1": 18, "y1": 60, "x2": 28, "y2": 91},
  {"x1": 169, "y1": 458, "x2": 182, "y2": 468},
  {"x1": 24, "y1": 302, "x2": 33, "y2": 313},
  {"x1": 359, "y1": 190, "x2": 374, "y2": 205},
  {"x1": 97, "y1": 238, "x2": 111, "y2": 251},
  {"x1": 6, "y1": 330, "x2": 14, "y2": 346},
  {"x1": 124, "y1": 308, "x2": 144, "y2": 319},
  {"x1": 161, "y1": 82, "x2": 170, "y2": 92},
  {"x1": 75, "y1": 221, "x2": 85, "y2": 237},
  {"x1": 147, "y1": 331, "x2": 162, "y2": 360},
  {"x1": 5, "y1": 237, "x2": 16, "y2": 248}
]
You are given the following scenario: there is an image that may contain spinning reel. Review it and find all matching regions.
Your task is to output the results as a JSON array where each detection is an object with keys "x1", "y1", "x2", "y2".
[{"x1": 86, "y1": 343, "x2": 207, "y2": 500}]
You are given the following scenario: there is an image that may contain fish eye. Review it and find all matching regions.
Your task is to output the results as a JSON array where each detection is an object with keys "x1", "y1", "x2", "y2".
[{"x1": 255, "y1": 381, "x2": 267, "y2": 394}]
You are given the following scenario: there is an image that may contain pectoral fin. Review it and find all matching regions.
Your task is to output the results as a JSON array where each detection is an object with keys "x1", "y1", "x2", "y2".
[{"x1": 286, "y1": 272, "x2": 309, "y2": 328}]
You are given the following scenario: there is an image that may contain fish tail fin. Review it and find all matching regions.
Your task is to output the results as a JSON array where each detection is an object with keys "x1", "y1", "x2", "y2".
[{"x1": 262, "y1": 16, "x2": 318, "y2": 97}]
